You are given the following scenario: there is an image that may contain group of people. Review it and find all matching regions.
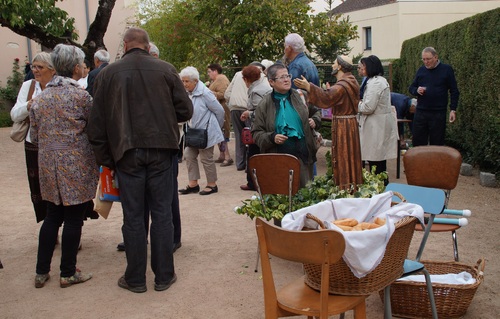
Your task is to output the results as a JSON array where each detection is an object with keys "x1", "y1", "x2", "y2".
[{"x1": 11, "y1": 25, "x2": 459, "y2": 294}]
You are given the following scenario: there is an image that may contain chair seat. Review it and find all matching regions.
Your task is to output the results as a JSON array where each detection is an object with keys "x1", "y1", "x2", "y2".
[
  {"x1": 402, "y1": 259, "x2": 424, "y2": 276},
  {"x1": 415, "y1": 223, "x2": 460, "y2": 232},
  {"x1": 277, "y1": 276, "x2": 367, "y2": 316}
]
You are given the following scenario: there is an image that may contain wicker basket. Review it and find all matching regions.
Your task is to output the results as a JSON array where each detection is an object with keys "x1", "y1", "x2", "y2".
[
  {"x1": 304, "y1": 211, "x2": 418, "y2": 295},
  {"x1": 379, "y1": 259, "x2": 485, "y2": 318}
]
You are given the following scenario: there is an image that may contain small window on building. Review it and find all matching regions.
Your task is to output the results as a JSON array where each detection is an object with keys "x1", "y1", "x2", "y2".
[{"x1": 364, "y1": 27, "x2": 372, "y2": 50}]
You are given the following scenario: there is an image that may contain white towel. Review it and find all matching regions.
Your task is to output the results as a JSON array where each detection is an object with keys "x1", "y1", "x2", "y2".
[
  {"x1": 281, "y1": 191, "x2": 424, "y2": 278},
  {"x1": 398, "y1": 272, "x2": 476, "y2": 285}
]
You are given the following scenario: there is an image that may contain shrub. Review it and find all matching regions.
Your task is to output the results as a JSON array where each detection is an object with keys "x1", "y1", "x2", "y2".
[{"x1": 0, "y1": 58, "x2": 24, "y2": 103}]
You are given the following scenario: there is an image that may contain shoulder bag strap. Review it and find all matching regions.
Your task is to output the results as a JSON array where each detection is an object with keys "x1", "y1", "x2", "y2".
[
  {"x1": 27, "y1": 80, "x2": 36, "y2": 101},
  {"x1": 24, "y1": 80, "x2": 36, "y2": 124}
]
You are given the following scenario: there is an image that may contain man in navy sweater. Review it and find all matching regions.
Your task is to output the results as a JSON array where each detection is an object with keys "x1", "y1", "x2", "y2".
[{"x1": 409, "y1": 47, "x2": 459, "y2": 146}]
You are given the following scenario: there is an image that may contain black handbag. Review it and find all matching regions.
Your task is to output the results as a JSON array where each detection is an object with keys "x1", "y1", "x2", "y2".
[{"x1": 185, "y1": 110, "x2": 210, "y2": 149}]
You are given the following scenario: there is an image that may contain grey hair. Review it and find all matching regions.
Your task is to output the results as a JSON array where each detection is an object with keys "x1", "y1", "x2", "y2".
[
  {"x1": 179, "y1": 66, "x2": 199, "y2": 81},
  {"x1": 284, "y1": 33, "x2": 305, "y2": 53},
  {"x1": 33, "y1": 52, "x2": 54, "y2": 70},
  {"x1": 149, "y1": 42, "x2": 160, "y2": 57},
  {"x1": 422, "y1": 47, "x2": 438, "y2": 57},
  {"x1": 51, "y1": 44, "x2": 85, "y2": 78},
  {"x1": 266, "y1": 63, "x2": 286, "y2": 81},
  {"x1": 94, "y1": 49, "x2": 110, "y2": 63}
]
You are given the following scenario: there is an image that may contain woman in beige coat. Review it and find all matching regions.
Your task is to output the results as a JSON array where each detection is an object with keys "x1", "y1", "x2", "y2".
[{"x1": 358, "y1": 55, "x2": 398, "y2": 185}]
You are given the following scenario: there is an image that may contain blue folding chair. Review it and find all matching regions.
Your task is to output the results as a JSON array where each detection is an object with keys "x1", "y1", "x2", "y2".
[{"x1": 383, "y1": 183, "x2": 446, "y2": 319}]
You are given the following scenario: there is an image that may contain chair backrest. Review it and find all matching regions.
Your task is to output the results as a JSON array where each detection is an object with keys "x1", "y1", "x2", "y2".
[
  {"x1": 403, "y1": 145, "x2": 462, "y2": 191},
  {"x1": 249, "y1": 153, "x2": 301, "y2": 196},
  {"x1": 255, "y1": 217, "x2": 345, "y2": 317},
  {"x1": 386, "y1": 183, "x2": 447, "y2": 261}
]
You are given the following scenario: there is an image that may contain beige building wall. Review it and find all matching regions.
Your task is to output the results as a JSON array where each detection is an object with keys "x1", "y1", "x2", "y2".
[
  {"x1": 346, "y1": 1, "x2": 500, "y2": 60},
  {"x1": 0, "y1": 0, "x2": 136, "y2": 85}
]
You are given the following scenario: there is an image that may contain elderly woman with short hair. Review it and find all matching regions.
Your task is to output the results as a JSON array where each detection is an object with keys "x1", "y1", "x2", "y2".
[
  {"x1": 29, "y1": 44, "x2": 98, "y2": 288},
  {"x1": 11, "y1": 52, "x2": 57, "y2": 223},
  {"x1": 179, "y1": 66, "x2": 225, "y2": 196}
]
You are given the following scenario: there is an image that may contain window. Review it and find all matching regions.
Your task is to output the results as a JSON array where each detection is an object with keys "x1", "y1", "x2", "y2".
[{"x1": 364, "y1": 27, "x2": 372, "y2": 50}]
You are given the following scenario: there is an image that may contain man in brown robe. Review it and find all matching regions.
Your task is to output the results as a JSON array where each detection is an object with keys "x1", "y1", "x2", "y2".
[{"x1": 294, "y1": 55, "x2": 363, "y2": 189}]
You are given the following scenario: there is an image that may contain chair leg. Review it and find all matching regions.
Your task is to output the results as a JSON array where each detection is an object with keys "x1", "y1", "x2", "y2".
[
  {"x1": 254, "y1": 244, "x2": 260, "y2": 272},
  {"x1": 422, "y1": 268, "x2": 438, "y2": 319},
  {"x1": 452, "y1": 230, "x2": 459, "y2": 261},
  {"x1": 384, "y1": 285, "x2": 392, "y2": 319},
  {"x1": 353, "y1": 298, "x2": 367, "y2": 319}
]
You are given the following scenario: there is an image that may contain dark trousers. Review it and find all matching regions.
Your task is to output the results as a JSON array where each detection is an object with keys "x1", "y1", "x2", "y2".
[
  {"x1": 25, "y1": 141, "x2": 48, "y2": 223},
  {"x1": 36, "y1": 202, "x2": 87, "y2": 277},
  {"x1": 115, "y1": 148, "x2": 175, "y2": 287},
  {"x1": 144, "y1": 155, "x2": 181, "y2": 244},
  {"x1": 368, "y1": 160, "x2": 388, "y2": 186},
  {"x1": 231, "y1": 110, "x2": 247, "y2": 170},
  {"x1": 412, "y1": 110, "x2": 446, "y2": 147}
]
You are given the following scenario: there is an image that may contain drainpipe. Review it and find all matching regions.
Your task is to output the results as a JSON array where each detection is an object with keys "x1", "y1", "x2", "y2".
[
  {"x1": 85, "y1": 0, "x2": 90, "y2": 30},
  {"x1": 26, "y1": 38, "x2": 33, "y2": 62}
]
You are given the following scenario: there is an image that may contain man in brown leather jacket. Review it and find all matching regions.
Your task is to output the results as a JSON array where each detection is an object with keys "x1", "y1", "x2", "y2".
[{"x1": 88, "y1": 27, "x2": 193, "y2": 293}]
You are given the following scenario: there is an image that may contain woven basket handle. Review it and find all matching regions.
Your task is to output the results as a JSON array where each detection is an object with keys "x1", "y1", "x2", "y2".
[
  {"x1": 391, "y1": 191, "x2": 406, "y2": 206},
  {"x1": 306, "y1": 213, "x2": 326, "y2": 230},
  {"x1": 475, "y1": 258, "x2": 486, "y2": 277}
]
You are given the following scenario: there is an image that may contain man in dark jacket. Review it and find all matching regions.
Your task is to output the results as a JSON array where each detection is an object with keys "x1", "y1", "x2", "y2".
[
  {"x1": 409, "y1": 47, "x2": 459, "y2": 146},
  {"x1": 88, "y1": 27, "x2": 193, "y2": 293},
  {"x1": 86, "y1": 49, "x2": 110, "y2": 97}
]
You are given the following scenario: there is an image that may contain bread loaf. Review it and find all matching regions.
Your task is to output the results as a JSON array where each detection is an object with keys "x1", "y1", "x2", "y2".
[{"x1": 333, "y1": 218, "x2": 358, "y2": 227}]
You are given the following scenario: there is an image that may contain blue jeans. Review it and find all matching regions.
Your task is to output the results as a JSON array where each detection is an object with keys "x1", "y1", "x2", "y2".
[{"x1": 115, "y1": 148, "x2": 176, "y2": 287}]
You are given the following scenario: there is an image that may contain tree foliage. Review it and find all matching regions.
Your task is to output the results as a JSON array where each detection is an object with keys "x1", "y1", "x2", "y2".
[
  {"x1": 140, "y1": 0, "x2": 358, "y2": 73},
  {"x1": 0, "y1": 0, "x2": 117, "y2": 63}
]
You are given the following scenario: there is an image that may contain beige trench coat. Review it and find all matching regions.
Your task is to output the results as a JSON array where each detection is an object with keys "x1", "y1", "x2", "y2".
[{"x1": 358, "y1": 76, "x2": 398, "y2": 161}]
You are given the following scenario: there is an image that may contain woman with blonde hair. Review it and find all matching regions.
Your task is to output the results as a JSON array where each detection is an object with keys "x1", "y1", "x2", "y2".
[{"x1": 11, "y1": 52, "x2": 56, "y2": 223}]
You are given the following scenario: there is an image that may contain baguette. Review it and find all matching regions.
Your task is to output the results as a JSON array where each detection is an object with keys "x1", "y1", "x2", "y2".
[
  {"x1": 336, "y1": 225, "x2": 353, "y2": 231},
  {"x1": 374, "y1": 217, "x2": 386, "y2": 226},
  {"x1": 333, "y1": 218, "x2": 358, "y2": 227}
]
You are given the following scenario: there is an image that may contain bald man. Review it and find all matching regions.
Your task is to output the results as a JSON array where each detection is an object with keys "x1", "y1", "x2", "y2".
[{"x1": 88, "y1": 27, "x2": 193, "y2": 293}]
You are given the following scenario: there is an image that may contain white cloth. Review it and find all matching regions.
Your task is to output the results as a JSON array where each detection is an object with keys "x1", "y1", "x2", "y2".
[
  {"x1": 398, "y1": 272, "x2": 476, "y2": 285},
  {"x1": 282, "y1": 191, "x2": 424, "y2": 278}
]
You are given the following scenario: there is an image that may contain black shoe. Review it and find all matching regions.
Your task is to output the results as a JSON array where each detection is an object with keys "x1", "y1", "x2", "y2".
[
  {"x1": 199, "y1": 185, "x2": 218, "y2": 195},
  {"x1": 118, "y1": 276, "x2": 147, "y2": 293},
  {"x1": 154, "y1": 274, "x2": 177, "y2": 292},
  {"x1": 178, "y1": 185, "x2": 200, "y2": 195},
  {"x1": 117, "y1": 242, "x2": 125, "y2": 251},
  {"x1": 173, "y1": 242, "x2": 182, "y2": 253}
]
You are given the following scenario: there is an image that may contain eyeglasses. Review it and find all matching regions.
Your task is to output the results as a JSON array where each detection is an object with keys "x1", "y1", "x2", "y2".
[
  {"x1": 30, "y1": 65, "x2": 45, "y2": 71},
  {"x1": 273, "y1": 74, "x2": 292, "y2": 81}
]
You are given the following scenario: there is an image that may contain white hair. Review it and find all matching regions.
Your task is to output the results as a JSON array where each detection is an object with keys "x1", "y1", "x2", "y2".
[
  {"x1": 179, "y1": 66, "x2": 199, "y2": 81},
  {"x1": 149, "y1": 42, "x2": 159, "y2": 57},
  {"x1": 284, "y1": 33, "x2": 305, "y2": 53},
  {"x1": 261, "y1": 59, "x2": 274, "y2": 70},
  {"x1": 94, "y1": 49, "x2": 110, "y2": 63}
]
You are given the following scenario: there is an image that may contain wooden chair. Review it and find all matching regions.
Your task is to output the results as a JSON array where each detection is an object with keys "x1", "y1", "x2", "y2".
[
  {"x1": 403, "y1": 145, "x2": 463, "y2": 261},
  {"x1": 249, "y1": 153, "x2": 301, "y2": 272},
  {"x1": 255, "y1": 217, "x2": 367, "y2": 319},
  {"x1": 384, "y1": 183, "x2": 447, "y2": 319}
]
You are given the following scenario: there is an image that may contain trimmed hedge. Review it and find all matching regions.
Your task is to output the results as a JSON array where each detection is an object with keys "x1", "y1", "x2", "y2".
[{"x1": 393, "y1": 7, "x2": 500, "y2": 178}]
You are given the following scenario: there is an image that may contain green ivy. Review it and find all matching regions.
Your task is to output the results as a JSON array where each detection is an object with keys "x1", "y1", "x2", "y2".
[{"x1": 234, "y1": 151, "x2": 387, "y2": 221}]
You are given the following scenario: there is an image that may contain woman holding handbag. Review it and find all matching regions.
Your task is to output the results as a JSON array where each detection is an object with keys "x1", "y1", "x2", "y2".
[
  {"x1": 239, "y1": 65, "x2": 271, "y2": 191},
  {"x1": 10, "y1": 52, "x2": 56, "y2": 223},
  {"x1": 178, "y1": 66, "x2": 225, "y2": 196}
]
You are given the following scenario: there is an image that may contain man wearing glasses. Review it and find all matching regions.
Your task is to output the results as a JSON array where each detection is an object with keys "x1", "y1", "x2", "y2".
[{"x1": 409, "y1": 47, "x2": 459, "y2": 146}]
